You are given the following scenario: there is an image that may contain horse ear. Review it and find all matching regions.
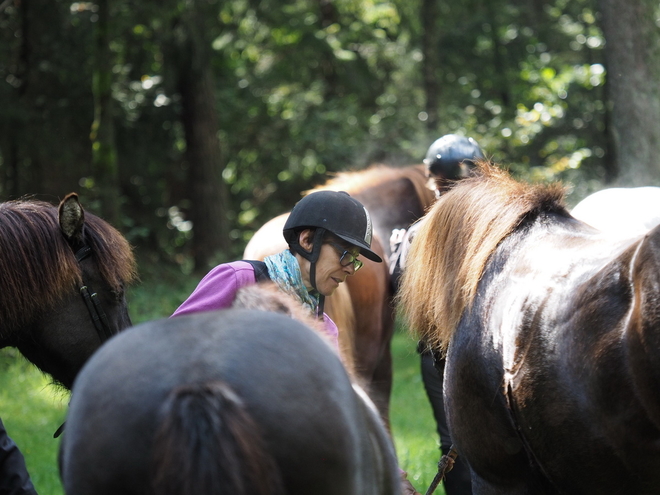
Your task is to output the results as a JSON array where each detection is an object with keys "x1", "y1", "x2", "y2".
[{"x1": 59, "y1": 193, "x2": 85, "y2": 242}]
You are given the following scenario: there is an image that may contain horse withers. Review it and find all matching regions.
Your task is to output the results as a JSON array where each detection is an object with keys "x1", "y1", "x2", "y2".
[
  {"x1": 0, "y1": 193, "x2": 137, "y2": 389},
  {"x1": 399, "y1": 163, "x2": 660, "y2": 494},
  {"x1": 59, "y1": 309, "x2": 400, "y2": 495}
]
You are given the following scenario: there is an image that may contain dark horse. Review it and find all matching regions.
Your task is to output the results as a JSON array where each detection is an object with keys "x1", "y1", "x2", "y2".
[
  {"x1": 59, "y1": 309, "x2": 401, "y2": 495},
  {"x1": 399, "y1": 163, "x2": 660, "y2": 494},
  {"x1": 0, "y1": 193, "x2": 137, "y2": 389},
  {"x1": 244, "y1": 164, "x2": 434, "y2": 426}
]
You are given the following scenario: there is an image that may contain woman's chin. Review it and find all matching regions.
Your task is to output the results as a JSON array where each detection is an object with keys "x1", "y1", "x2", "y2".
[{"x1": 320, "y1": 284, "x2": 339, "y2": 297}]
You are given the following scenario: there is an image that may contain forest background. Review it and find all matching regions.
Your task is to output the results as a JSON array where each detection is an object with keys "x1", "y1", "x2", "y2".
[{"x1": 1, "y1": 0, "x2": 659, "y2": 272}]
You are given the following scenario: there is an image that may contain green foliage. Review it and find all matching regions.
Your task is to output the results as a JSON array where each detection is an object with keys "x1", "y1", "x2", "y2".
[
  {"x1": 390, "y1": 326, "x2": 443, "y2": 493},
  {"x1": 0, "y1": 0, "x2": 611, "y2": 267}
]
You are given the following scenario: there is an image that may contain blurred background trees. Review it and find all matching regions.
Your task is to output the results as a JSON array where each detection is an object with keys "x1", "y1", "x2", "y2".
[{"x1": 0, "y1": 0, "x2": 656, "y2": 272}]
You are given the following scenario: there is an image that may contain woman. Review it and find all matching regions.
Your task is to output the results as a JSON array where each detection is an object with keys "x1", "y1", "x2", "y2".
[{"x1": 172, "y1": 190, "x2": 382, "y2": 350}]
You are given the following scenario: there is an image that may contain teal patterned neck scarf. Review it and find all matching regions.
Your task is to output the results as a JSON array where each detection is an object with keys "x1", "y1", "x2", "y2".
[{"x1": 264, "y1": 250, "x2": 320, "y2": 316}]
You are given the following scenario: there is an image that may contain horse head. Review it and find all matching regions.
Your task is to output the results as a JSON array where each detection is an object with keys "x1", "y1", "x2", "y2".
[{"x1": 0, "y1": 193, "x2": 137, "y2": 389}]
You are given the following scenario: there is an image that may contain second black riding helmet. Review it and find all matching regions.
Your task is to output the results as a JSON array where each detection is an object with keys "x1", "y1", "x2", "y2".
[
  {"x1": 424, "y1": 134, "x2": 484, "y2": 181},
  {"x1": 283, "y1": 190, "x2": 383, "y2": 263}
]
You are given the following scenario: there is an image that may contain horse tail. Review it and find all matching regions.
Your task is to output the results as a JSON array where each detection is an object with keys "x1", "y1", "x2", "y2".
[{"x1": 150, "y1": 381, "x2": 284, "y2": 495}]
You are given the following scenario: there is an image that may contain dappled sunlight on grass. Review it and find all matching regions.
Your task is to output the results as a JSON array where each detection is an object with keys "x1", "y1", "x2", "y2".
[{"x1": 390, "y1": 328, "x2": 447, "y2": 495}]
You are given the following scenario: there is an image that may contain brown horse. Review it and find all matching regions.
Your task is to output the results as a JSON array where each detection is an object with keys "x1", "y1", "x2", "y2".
[
  {"x1": 244, "y1": 164, "x2": 434, "y2": 424},
  {"x1": 399, "y1": 163, "x2": 660, "y2": 494},
  {"x1": 0, "y1": 193, "x2": 137, "y2": 389}
]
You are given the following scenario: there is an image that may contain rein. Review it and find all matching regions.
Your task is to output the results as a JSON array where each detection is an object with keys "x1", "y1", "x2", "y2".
[
  {"x1": 424, "y1": 446, "x2": 459, "y2": 495},
  {"x1": 54, "y1": 245, "x2": 114, "y2": 439},
  {"x1": 75, "y1": 245, "x2": 114, "y2": 342}
]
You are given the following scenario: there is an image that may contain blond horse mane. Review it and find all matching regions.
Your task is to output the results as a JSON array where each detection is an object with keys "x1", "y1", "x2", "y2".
[
  {"x1": 307, "y1": 164, "x2": 435, "y2": 208},
  {"x1": 397, "y1": 163, "x2": 566, "y2": 353}
]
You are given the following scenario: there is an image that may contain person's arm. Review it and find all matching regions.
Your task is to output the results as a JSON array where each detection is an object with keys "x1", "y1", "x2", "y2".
[
  {"x1": 171, "y1": 262, "x2": 256, "y2": 317},
  {"x1": 0, "y1": 419, "x2": 38, "y2": 495}
]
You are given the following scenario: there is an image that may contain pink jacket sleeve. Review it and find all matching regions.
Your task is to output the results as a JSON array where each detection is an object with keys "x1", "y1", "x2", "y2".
[
  {"x1": 171, "y1": 261, "x2": 256, "y2": 317},
  {"x1": 172, "y1": 261, "x2": 340, "y2": 353}
]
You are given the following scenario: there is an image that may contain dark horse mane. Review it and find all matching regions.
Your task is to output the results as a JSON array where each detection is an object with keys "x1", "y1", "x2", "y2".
[
  {"x1": 307, "y1": 163, "x2": 434, "y2": 205},
  {"x1": 0, "y1": 198, "x2": 137, "y2": 333},
  {"x1": 398, "y1": 163, "x2": 567, "y2": 352}
]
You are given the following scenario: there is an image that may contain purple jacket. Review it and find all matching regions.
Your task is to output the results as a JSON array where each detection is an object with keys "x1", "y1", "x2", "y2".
[{"x1": 172, "y1": 261, "x2": 339, "y2": 349}]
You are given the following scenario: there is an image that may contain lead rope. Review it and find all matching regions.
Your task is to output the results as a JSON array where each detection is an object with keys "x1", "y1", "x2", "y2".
[{"x1": 424, "y1": 445, "x2": 459, "y2": 495}]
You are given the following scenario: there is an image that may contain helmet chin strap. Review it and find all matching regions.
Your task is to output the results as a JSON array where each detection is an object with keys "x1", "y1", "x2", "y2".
[{"x1": 292, "y1": 228, "x2": 326, "y2": 319}]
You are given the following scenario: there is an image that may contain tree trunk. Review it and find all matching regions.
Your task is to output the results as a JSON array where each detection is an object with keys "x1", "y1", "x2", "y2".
[
  {"x1": 90, "y1": 0, "x2": 120, "y2": 225},
  {"x1": 176, "y1": 2, "x2": 230, "y2": 271},
  {"x1": 598, "y1": 0, "x2": 660, "y2": 185},
  {"x1": 421, "y1": 0, "x2": 441, "y2": 130}
]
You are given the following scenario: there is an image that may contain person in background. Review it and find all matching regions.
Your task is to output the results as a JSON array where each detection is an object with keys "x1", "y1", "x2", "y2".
[
  {"x1": 391, "y1": 134, "x2": 485, "y2": 495},
  {"x1": 0, "y1": 418, "x2": 38, "y2": 495},
  {"x1": 172, "y1": 189, "x2": 422, "y2": 494}
]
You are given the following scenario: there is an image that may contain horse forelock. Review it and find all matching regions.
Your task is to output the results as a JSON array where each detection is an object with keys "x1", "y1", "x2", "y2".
[
  {"x1": 0, "y1": 200, "x2": 137, "y2": 332},
  {"x1": 83, "y1": 213, "x2": 138, "y2": 291},
  {"x1": 398, "y1": 163, "x2": 566, "y2": 352}
]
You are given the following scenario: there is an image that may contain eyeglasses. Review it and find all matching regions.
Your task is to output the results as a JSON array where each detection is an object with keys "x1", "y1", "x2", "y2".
[{"x1": 328, "y1": 242, "x2": 363, "y2": 272}]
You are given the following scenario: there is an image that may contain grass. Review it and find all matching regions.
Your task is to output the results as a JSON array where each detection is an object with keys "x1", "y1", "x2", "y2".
[
  {"x1": 390, "y1": 328, "x2": 446, "y2": 494},
  {"x1": 1, "y1": 268, "x2": 445, "y2": 495},
  {"x1": 0, "y1": 349, "x2": 69, "y2": 495}
]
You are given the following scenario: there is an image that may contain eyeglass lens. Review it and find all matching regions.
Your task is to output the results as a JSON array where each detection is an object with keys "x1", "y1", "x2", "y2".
[
  {"x1": 329, "y1": 242, "x2": 363, "y2": 271},
  {"x1": 339, "y1": 250, "x2": 363, "y2": 271}
]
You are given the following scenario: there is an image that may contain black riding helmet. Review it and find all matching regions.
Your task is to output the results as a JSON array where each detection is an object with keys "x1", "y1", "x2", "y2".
[
  {"x1": 283, "y1": 191, "x2": 382, "y2": 313},
  {"x1": 284, "y1": 190, "x2": 382, "y2": 263},
  {"x1": 424, "y1": 134, "x2": 484, "y2": 181}
]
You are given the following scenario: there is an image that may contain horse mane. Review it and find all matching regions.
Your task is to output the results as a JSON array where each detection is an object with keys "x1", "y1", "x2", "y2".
[
  {"x1": 397, "y1": 162, "x2": 567, "y2": 353},
  {"x1": 0, "y1": 199, "x2": 137, "y2": 332},
  {"x1": 307, "y1": 163, "x2": 435, "y2": 208}
]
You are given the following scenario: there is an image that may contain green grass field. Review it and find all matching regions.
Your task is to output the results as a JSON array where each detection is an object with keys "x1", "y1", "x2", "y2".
[{"x1": 0, "y1": 271, "x2": 445, "y2": 495}]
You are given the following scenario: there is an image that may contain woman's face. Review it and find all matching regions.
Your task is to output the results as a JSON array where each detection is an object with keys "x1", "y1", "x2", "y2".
[{"x1": 297, "y1": 230, "x2": 360, "y2": 296}]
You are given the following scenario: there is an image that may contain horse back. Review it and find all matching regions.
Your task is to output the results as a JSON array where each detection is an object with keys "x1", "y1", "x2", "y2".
[
  {"x1": 351, "y1": 173, "x2": 431, "y2": 259},
  {"x1": 60, "y1": 310, "x2": 399, "y2": 495}
]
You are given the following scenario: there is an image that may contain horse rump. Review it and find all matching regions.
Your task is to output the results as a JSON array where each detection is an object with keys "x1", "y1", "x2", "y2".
[{"x1": 151, "y1": 380, "x2": 284, "y2": 495}]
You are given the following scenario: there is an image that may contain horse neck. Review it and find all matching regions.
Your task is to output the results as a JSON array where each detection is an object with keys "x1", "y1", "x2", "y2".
[{"x1": 399, "y1": 169, "x2": 566, "y2": 352}]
